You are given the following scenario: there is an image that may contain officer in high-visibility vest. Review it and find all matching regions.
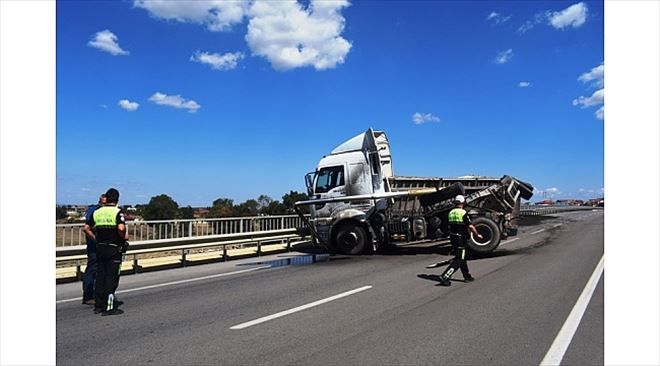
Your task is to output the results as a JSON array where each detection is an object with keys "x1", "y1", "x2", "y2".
[
  {"x1": 437, "y1": 195, "x2": 482, "y2": 287},
  {"x1": 81, "y1": 193, "x2": 106, "y2": 305},
  {"x1": 83, "y1": 188, "x2": 128, "y2": 315}
]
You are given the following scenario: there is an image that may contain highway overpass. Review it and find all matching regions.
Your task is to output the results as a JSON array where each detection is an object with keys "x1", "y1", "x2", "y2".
[{"x1": 56, "y1": 209, "x2": 603, "y2": 365}]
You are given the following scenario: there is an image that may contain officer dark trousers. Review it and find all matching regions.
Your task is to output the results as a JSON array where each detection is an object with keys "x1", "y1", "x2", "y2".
[
  {"x1": 440, "y1": 234, "x2": 471, "y2": 281},
  {"x1": 94, "y1": 243, "x2": 122, "y2": 311}
]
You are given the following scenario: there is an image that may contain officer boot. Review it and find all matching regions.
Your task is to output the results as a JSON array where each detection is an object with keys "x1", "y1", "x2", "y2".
[{"x1": 438, "y1": 267, "x2": 455, "y2": 286}]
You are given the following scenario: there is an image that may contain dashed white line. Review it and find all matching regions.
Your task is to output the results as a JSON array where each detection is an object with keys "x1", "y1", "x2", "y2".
[
  {"x1": 553, "y1": 224, "x2": 563, "y2": 228},
  {"x1": 56, "y1": 266, "x2": 271, "y2": 304},
  {"x1": 540, "y1": 255, "x2": 604, "y2": 366},
  {"x1": 499, "y1": 238, "x2": 519, "y2": 246},
  {"x1": 230, "y1": 285, "x2": 373, "y2": 330},
  {"x1": 531, "y1": 228, "x2": 546, "y2": 235}
]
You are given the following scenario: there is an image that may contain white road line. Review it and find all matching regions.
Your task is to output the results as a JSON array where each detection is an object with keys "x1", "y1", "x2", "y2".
[
  {"x1": 56, "y1": 266, "x2": 271, "y2": 304},
  {"x1": 499, "y1": 238, "x2": 519, "y2": 246},
  {"x1": 531, "y1": 228, "x2": 546, "y2": 235},
  {"x1": 230, "y1": 285, "x2": 373, "y2": 330},
  {"x1": 553, "y1": 224, "x2": 563, "y2": 228},
  {"x1": 539, "y1": 255, "x2": 604, "y2": 366}
]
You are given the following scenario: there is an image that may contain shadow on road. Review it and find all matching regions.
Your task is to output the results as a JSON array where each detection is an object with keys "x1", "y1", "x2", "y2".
[
  {"x1": 417, "y1": 274, "x2": 470, "y2": 284},
  {"x1": 518, "y1": 215, "x2": 556, "y2": 226}
]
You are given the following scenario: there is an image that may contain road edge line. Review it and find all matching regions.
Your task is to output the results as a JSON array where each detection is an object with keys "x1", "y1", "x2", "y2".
[
  {"x1": 56, "y1": 265, "x2": 271, "y2": 304},
  {"x1": 539, "y1": 255, "x2": 604, "y2": 366}
]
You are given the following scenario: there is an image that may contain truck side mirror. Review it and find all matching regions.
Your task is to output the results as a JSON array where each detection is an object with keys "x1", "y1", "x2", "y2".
[{"x1": 305, "y1": 172, "x2": 315, "y2": 196}]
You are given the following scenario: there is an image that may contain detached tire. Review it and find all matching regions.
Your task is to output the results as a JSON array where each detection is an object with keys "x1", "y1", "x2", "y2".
[
  {"x1": 468, "y1": 217, "x2": 501, "y2": 253},
  {"x1": 333, "y1": 224, "x2": 368, "y2": 255}
]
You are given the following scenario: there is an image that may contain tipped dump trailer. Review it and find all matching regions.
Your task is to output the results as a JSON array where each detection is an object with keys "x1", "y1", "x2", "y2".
[{"x1": 295, "y1": 128, "x2": 534, "y2": 255}]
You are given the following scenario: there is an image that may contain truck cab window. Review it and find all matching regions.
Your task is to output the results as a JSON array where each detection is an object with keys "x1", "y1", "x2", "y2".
[
  {"x1": 315, "y1": 166, "x2": 345, "y2": 193},
  {"x1": 369, "y1": 152, "x2": 381, "y2": 176}
]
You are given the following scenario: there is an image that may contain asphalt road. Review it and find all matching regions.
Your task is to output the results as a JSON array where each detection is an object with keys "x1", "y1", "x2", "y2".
[{"x1": 56, "y1": 210, "x2": 604, "y2": 365}]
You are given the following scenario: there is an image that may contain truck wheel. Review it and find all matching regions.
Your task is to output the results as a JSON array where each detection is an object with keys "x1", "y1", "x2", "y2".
[
  {"x1": 334, "y1": 224, "x2": 368, "y2": 255},
  {"x1": 468, "y1": 217, "x2": 501, "y2": 253}
]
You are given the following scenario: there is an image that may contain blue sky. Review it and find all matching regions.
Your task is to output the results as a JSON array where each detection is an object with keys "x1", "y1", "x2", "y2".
[{"x1": 56, "y1": 0, "x2": 604, "y2": 206}]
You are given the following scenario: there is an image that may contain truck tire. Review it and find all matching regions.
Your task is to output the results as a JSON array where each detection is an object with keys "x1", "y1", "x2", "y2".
[
  {"x1": 333, "y1": 224, "x2": 368, "y2": 255},
  {"x1": 468, "y1": 217, "x2": 501, "y2": 253}
]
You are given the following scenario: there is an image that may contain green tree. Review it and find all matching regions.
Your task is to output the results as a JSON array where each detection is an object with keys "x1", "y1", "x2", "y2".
[
  {"x1": 282, "y1": 190, "x2": 310, "y2": 214},
  {"x1": 142, "y1": 194, "x2": 179, "y2": 220},
  {"x1": 56, "y1": 206, "x2": 68, "y2": 220},
  {"x1": 208, "y1": 198, "x2": 233, "y2": 218},
  {"x1": 134, "y1": 204, "x2": 146, "y2": 218},
  {"x1": 233, "y1": 199, "x2": 259, "y2": 216},
  {"x1": 261, "y1": 200, "x2": 287, "y2": 215},
  {"x1": 178, "y1": 205, "x2": 195, "y2": 219},
  {"x1": 256, "y1": 194, "x2": 273, "y2": 211}
]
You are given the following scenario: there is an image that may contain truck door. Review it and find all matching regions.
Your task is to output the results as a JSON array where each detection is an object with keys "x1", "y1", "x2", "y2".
[
  {"x1": 364, "y1": 129, "x2": 387, "y2": 194},
  {"x1": 347, "y1": 162, "x2": 371, "y2": 196}
]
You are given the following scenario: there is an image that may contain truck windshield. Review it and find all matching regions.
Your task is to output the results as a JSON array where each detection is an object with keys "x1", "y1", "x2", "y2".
[{"x1": 315, "y1": 166, "x2": 345, "y2": 193}]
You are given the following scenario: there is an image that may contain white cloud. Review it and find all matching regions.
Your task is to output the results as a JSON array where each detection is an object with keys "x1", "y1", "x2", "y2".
[
  {"x1": 487, "y1": 12, "x2": 511, "y2": 24},
  {"x1": 133, "y1": 0, "x2": 249, "y2": 31},
  {"x1": 546, "y1": 187, "x2": 560, "y2": 194},
  {"x1": 578, "y1": 62, "x2": 604, "y2": 88},
  {"x1": 549, "y1": 2, "x2": 588, "y2": 29},
  {"x1": 573, "y1": 88, "x2": 604, "y2": 108},
  {"x1": 538, "y1": 187, "x2": 561, "y2": 198},
  {"x1": 517, "y1": 12, "x2": 547, "y2": 33},
  {"x1": 518, "y1": 3, "x2": 588, "y2": 33},
  {"x1": 245, "y1": 0, "x2": 352, "y2": 71},
  {"x1": 494, "y1": 49, "x2": 514, "y2": 64},
  {"x1": 133, "y1": 0, "x2": 353, "y2": 71},
  {"x1": 519, "y1": 81, "x2": 532, "y2": 88},
  {"x1": 149, "y1": 92, "x2": 201, "y2": 113},
  {"x1": 412, "y1": 112, "x2": 440, "y2": 125},
  {"x1": 118, "y1": 99, "x2": 139, "y2": 111},
  {"x1": 190, "y1": 51, "x2": 244, "y2": 70},
  {"x1": 88, "y1": 30, "x2": 129, "y2": 56},
  {"x1": 574, "y1": 63, "x2": 604, "y2": 120}
]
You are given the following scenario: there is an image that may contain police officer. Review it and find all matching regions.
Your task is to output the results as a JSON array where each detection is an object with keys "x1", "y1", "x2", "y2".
[
  {"x1": 437, "y1": 195, "x2": 482, "y2": 286},
  {"x1": 83, "y1": 188, "x2": 128, "y2": 315},
  {"x1": 81, "y1": 194, "x2": 106, "y2": 305}
]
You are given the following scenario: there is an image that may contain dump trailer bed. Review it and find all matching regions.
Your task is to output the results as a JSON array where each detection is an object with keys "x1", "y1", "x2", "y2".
[
  {"x1": 384, "y1": 175, "x2": 534, "y2": 252},
  {"x1": 390, "y1": 175, "x2": 502, "y2": 191},
  {"x1": 388, "y1": 176, "x2": 503, "y2": 212}
]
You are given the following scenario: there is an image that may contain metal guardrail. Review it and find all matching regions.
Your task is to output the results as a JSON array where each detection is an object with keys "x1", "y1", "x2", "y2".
[
  {"x1": 56, "y1": 206, "x2": 600, "y2": 248},
  {"x1": 56, "y1": 229, "x2": 310, "y2": 280},
  {"x1": 55, "y1": 214, "x2": 309, "y2": 247},
  {"x1": 520, "y1": 205, "x2": 603, "y2": 216}
]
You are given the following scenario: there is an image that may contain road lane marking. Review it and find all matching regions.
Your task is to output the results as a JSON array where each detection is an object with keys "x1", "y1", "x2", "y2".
[
  {"x1": 531, "y1": 228, "x2": 546, "y2": 235},
  {"x1": 56, "y1": 266, "x2": 271, "y2": 304},
  {"x1": 553, "y1": 224, "x2": 563, "y2": 228},
  {"x1": 499, "y1": 238, "x2": 519, "y2": 246},
  {"x1": 539, "y1": 255, "x2": 604, "y2": 366},
  {"x1": 230, "y1": 285, "x2": 373, "y2": 330}
]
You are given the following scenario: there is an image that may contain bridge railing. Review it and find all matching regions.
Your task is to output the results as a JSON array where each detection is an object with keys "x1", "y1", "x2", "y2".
[
  {"x1": 520, "y1": 205, "x2": 603, "y2": 216},
  {"x1": 56, "y1": 206, "x2": 602, "y2": 247},
  {"x1": 55, "y1": 215, "x2": 309, "y2": 247}
]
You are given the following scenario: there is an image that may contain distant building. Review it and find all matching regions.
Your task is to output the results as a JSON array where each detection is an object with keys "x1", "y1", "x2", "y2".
[
  {"x1": 65, "y1": 205, "x2": 87, "y2": 219},
  {"x1": 584, "y1": 198, "x2": 605, "y2": 207},
  {"x1": 556, "y1": 199, "x2": 584, "y2": 206},
  {"x1": 535, "y1": 199, "x2": 555, "y2": 205},
  {"x1": 194, "y1": 208, "x2": 210, "y2": 218}
]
